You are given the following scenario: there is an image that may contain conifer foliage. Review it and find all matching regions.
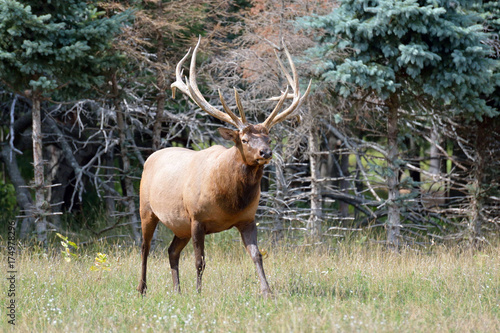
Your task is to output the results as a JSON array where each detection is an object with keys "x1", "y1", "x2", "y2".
[
  {"x1": 298, "y1": 0, "x2": 497, "y2": 116},
  {"x1": 0, "y1": 0, "x2": 129, "y2": 96}
]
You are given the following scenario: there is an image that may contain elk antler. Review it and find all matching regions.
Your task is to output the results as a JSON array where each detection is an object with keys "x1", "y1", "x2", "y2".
[
  {"x1": 171, "y1": 37, "x2": 247, "y2": 130},
  {"x1": 262, "y1": 40, "x2": 312, "y2": 129}
]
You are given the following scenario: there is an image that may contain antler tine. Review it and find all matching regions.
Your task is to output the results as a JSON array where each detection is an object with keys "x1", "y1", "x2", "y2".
[
  {"x1": 233, "y1": 88, "x2": 247, "y2": 125},
  {"x1": 270, "y1": 79, "x2": 312, "y2": 126},
  {"x1": 172, "y1": 36, "x2": 243, "y2": 129},
  {"x1": 218, "y1": 89, "x2": 245, "y2": 128},
  {"x1": 262, "y1": 86, "x2": 289, "y2": 129},
  {"x1": 283, "y1": 40, "x2": 299, "y2": 89},
  {"x1": 263, "y1": 40, "x2": 312, "y2": 129},
  {"x1": 171, "y1": 47, "x2": 192, "y2": 98},
  {"x1": 274, "y1": 49, "x2": 295, "y2": 90}
]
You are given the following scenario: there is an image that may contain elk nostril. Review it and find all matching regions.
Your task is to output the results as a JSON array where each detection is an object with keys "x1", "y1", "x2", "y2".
[{"x1": 260, "y1": 149, "x2": 272, "y2": 159}]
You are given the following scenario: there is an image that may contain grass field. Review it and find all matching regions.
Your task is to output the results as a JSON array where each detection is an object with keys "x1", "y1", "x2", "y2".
[{"x1": 2, "y1": 231, "x2": 499, "y2": 332}]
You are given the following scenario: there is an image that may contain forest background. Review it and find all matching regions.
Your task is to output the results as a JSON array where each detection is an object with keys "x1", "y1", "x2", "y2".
[{"x1": 0, "y1": 0, "x2": 499, "y2": 250}]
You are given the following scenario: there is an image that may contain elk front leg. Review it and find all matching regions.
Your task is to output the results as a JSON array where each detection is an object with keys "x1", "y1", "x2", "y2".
[
  {"x1": 191, "y1": 220, "x2": 206, "y2": 293},
  {"x1": 137, "y1": 208, "x2": 159, "y2": 295},
  {"x1": 168, "y1": 236, "x2": 190, "y2": 293},
  {"x1": 238, "y1": 221, "x2": 272, "y2": 296}
]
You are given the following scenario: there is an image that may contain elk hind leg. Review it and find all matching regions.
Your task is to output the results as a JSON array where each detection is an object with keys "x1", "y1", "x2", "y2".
[
  {"x1": 137, "y1": 208, "x2": 159, "y2": 295},
  {"x1": 168, "y1": 235, "x2": 190, "y2": 293}
]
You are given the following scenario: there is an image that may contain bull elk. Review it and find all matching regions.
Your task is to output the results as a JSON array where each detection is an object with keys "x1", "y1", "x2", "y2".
[{"x1": 137, "y1": 37, "x2": 311, "y2": 296}]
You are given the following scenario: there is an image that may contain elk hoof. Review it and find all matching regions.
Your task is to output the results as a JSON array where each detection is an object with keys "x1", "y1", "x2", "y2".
[
  {"x1": 137, "y1": 283, "x2": 147, "y2": 296},
  {"x1": 262, "y1": 289, "x2": 273, "y2": 299}
]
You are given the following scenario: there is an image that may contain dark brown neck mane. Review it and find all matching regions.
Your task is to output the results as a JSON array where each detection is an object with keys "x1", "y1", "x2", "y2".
[{"x1": 214, "y1": 146, "x2": 264, "y2": 214}]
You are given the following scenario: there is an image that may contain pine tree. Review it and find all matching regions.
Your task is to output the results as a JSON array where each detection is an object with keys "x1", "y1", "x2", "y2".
[
  {"x1": 298, "y1": 0, "x2": 498, "y2": 247},
  {"x1": 0, "y1": 0, "x2": 130, "y2": 244}
]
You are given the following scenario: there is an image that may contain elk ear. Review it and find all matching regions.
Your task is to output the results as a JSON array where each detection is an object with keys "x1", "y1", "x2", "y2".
[{"x1": 218, "y1": 127, "x2": 239, "y2": 142}]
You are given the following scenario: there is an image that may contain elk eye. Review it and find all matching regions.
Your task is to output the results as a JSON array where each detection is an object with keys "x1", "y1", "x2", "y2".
[{"x1": 242, "y1": 139, "x2": 248, "y2": 144}]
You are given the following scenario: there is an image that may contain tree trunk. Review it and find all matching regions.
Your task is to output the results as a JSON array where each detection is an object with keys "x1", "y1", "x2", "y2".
[
  {"x1": 152, "y1": 0, "x2": 166, "y2": 152},
  {"x1": 386, "y1": 94, "x2": 401, "y2": 249},
  {"x1": 353, "y1": 131, "x2": 365, "y2": 221},
  {"x1": 469, "y1": 167, "x2": 483, "y2": 246},
  {"x1": 153, "y1": 92, "x2": 166, "y2": 151},
  {"x1": 429, "y1": 124, "x2": 441, "y2": 176},
  {"x1": 112, "y1": 74, "x2": 142, "y2": 244},
  {"x1": 45, "y1": 144, "x2": 62, "y2": 228},
  {"x1": 104, "y1": 150, "x2": 117, "y2": 224},
  {"x1": 150, "y1": 3, "x2": 168, "y2": 247},
  {"x1": 32, "y1": 94, "x2": 48, "y2": 245},
  {"x1": 468, "y1": 120, "x2": 487, "y2": 247},
  {"x1": 271, "y1": 143, "x2": 285, "y2": 243},
  {"x1": 339, "y1": 151, "x2": 350, "y2": 217},
  {"x1": 307, "y1": 116, "x2": 322, "y2": 240}
]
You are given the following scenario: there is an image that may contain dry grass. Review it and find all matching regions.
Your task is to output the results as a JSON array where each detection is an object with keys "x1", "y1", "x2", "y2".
[{"x1": 2, "y1": 233, "x2": 499, "y2": 332}]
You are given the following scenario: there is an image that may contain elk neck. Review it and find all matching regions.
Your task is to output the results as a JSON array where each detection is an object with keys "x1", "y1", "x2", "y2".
[{"x1": 213, "y1": 146, "x2": 264, "y2": 214}]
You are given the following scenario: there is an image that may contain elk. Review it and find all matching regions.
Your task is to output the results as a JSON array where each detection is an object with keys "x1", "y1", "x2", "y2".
[{"x1": 137, "y1": 37, "x2": 311, "y2": 296}]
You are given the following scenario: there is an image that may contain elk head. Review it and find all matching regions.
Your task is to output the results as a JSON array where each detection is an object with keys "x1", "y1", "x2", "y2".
[
  {"x1": 171, "y1": 37, "x2": 311, "y2": 166},
  {"x1": 218, "y1": 124, "x2": 272, "y2": 166}
]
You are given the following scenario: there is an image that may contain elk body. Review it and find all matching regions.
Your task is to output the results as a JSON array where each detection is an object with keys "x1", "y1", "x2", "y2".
[{"x1": 137, "y1": 37, "x2": 310, "y2": 296}]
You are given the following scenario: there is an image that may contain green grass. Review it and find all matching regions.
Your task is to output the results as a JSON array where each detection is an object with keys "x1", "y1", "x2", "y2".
[{"x1": 2, "y1": 238, "x2": 499, "y2": 332}]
